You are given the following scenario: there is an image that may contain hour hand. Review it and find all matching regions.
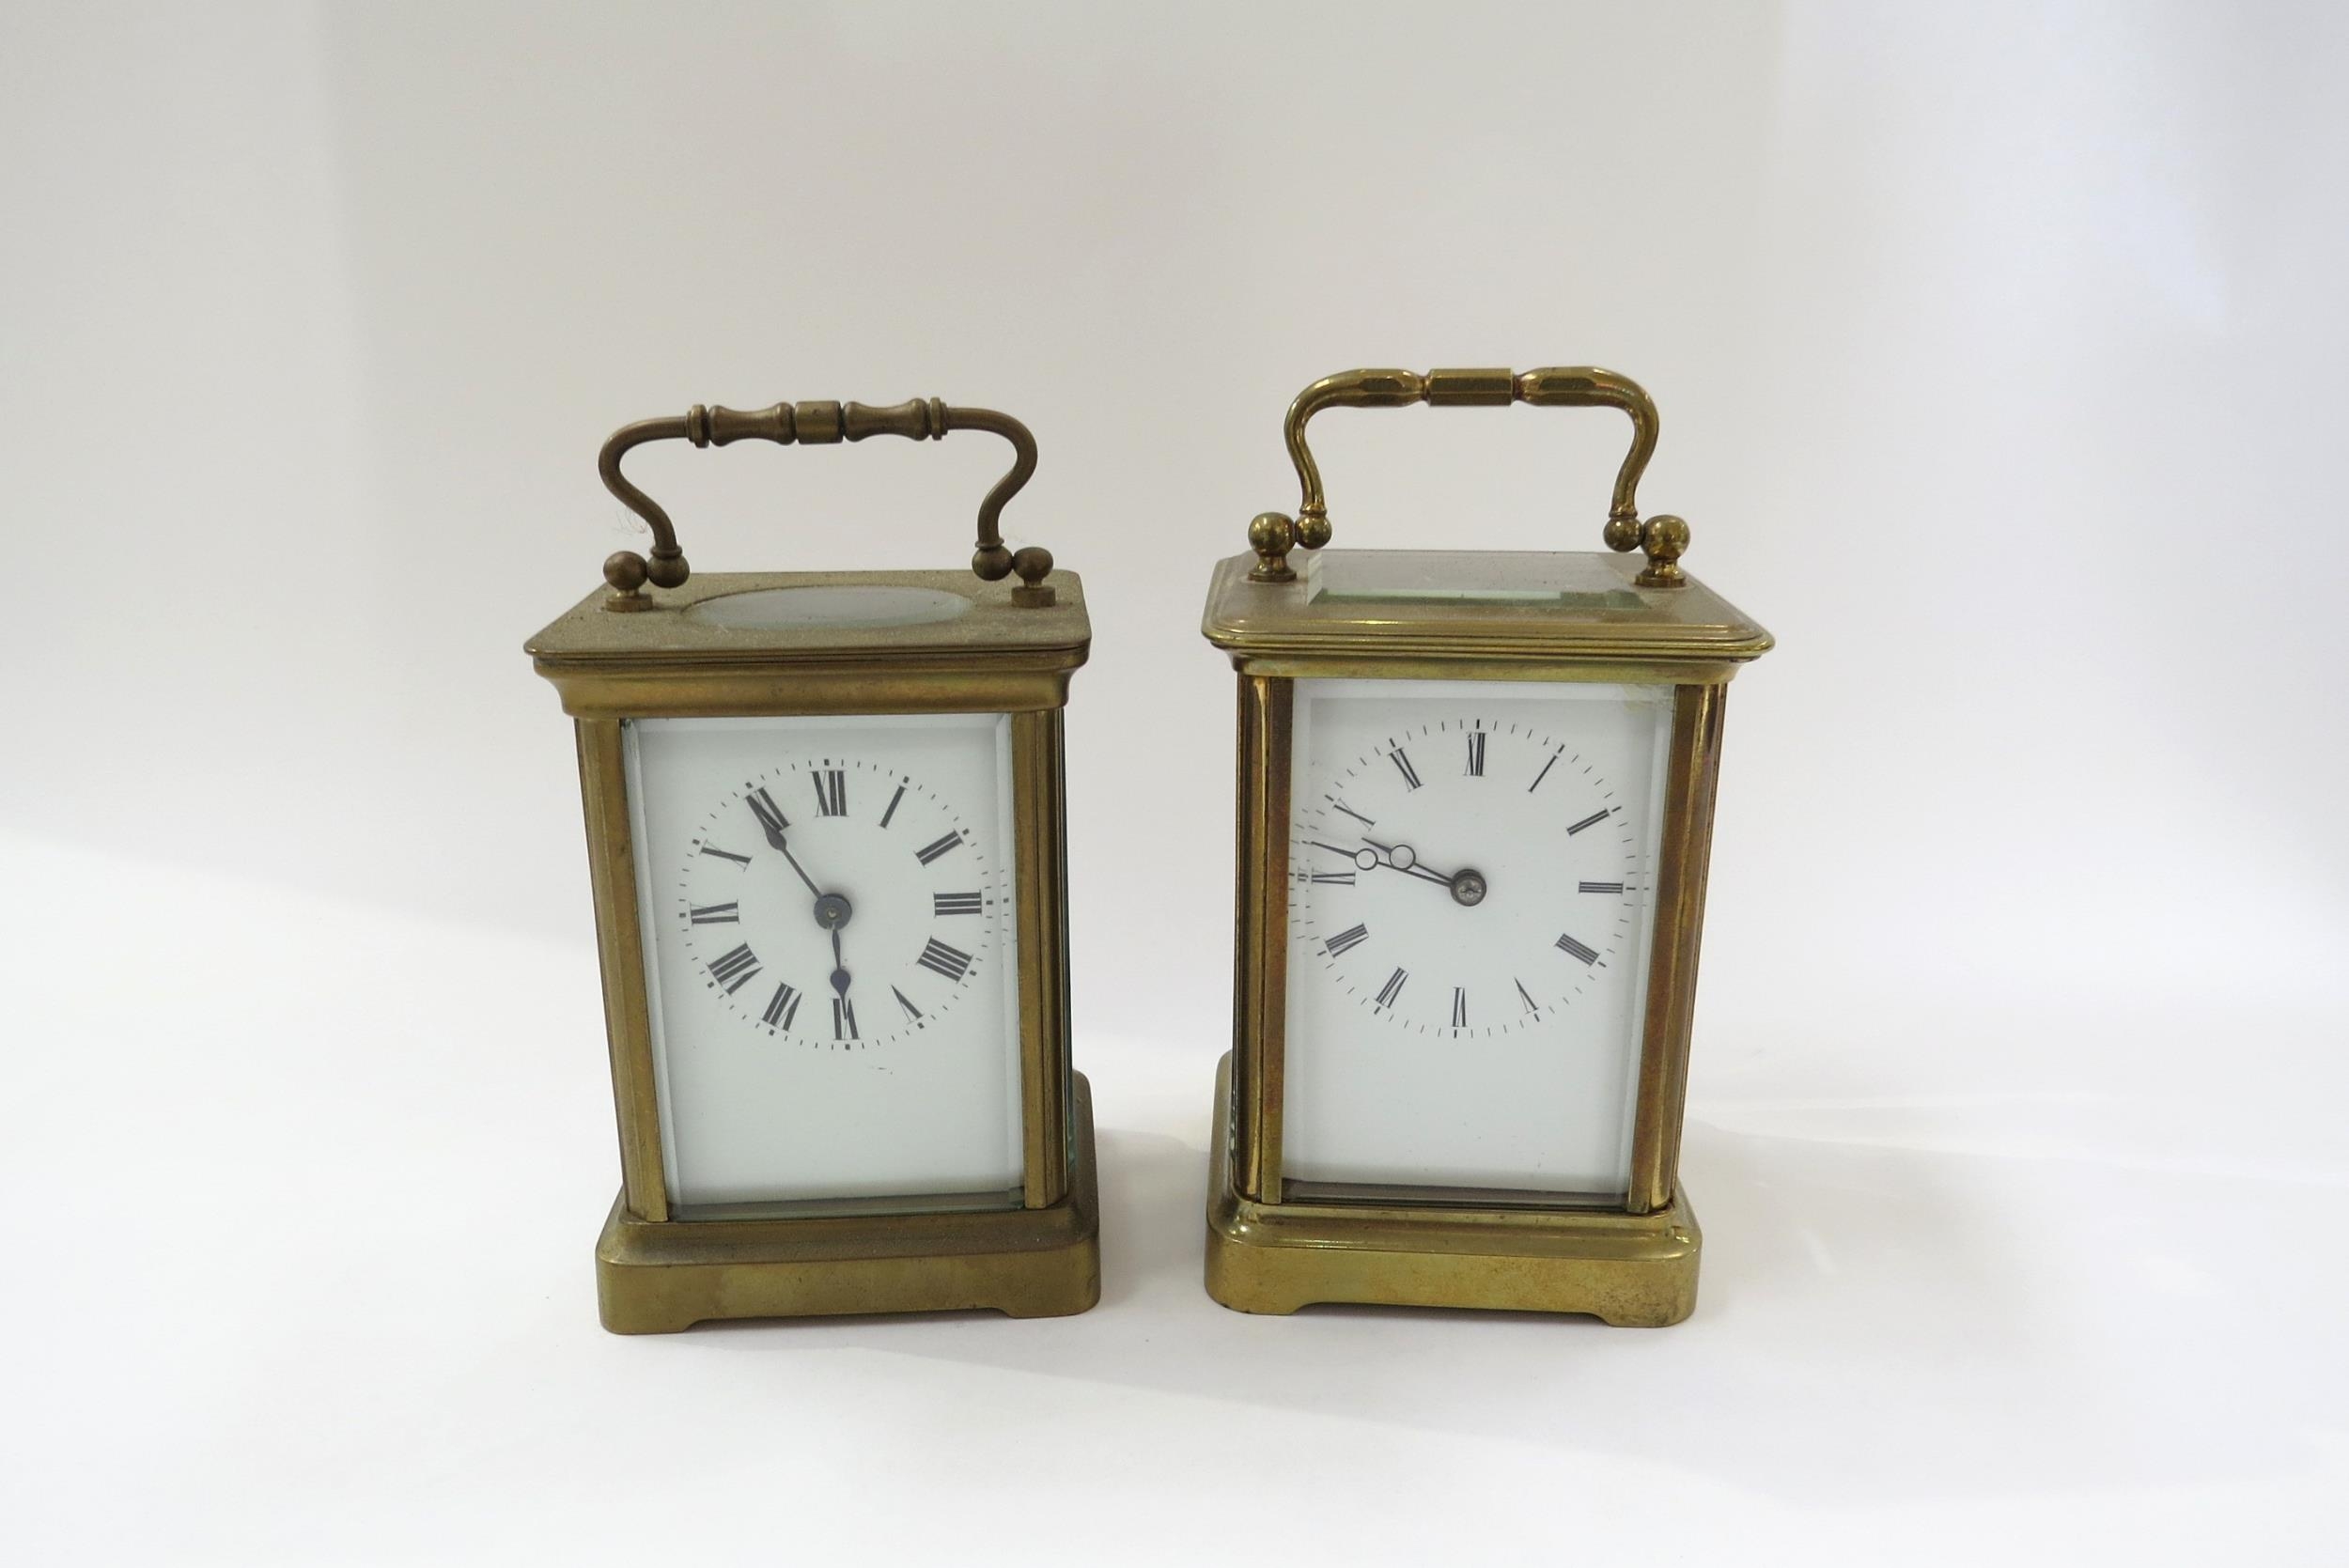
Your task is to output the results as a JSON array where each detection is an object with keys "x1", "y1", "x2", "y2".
[{"x1": 1361, "y1": 838, "x2": 1458, "y2": 888}]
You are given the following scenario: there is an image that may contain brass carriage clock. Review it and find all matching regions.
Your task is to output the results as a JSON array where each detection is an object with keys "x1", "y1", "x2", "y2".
[
  {"x1": 1201, "y1": 367, "x2": 1770, "y2": 1326},
  {"x1": 528, "y1": 396, "x2": 1097, "y2": 1332}
]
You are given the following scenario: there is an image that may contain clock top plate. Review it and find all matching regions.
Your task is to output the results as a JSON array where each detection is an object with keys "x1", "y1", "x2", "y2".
[
  {"x1": 1201, "y1": 551, "x2": 1769, "y2": 675},
  {"x1": 528, "y1": 567, "x2": 1090, "y2": 670}
]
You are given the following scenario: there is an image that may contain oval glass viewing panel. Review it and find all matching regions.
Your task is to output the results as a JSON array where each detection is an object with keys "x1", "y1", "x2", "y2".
[{"x1": 685, "y1": 585, "x2": 975, "y2": 629}]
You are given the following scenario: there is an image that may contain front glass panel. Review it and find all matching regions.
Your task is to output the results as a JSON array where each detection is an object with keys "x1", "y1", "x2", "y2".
[
  {"x1": 624, "y1": 713, "x2": 1023, "y2": 1212},
  {"x1": 1282, "y1": 678, "x2": 1673, "y2": 1202}
]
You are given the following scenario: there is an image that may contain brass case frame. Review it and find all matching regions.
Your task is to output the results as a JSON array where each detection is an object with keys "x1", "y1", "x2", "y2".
[
  {"x1": 531, "y1": 568, "x2": 1096, "y2": 1331},
  {"x1": 1200, "y1": 550, "x2": 1766, "y2": 1325}
]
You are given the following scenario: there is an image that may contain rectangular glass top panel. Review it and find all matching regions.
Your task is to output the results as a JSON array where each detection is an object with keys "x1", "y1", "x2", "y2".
[{"x1": 1302, "y1": 549, "x2": 1647, "y2": 611}]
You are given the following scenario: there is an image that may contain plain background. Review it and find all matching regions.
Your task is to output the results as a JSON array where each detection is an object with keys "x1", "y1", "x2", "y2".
[{"x1": 5, "y1": 2, "x2": 2345, "y2": 1561}]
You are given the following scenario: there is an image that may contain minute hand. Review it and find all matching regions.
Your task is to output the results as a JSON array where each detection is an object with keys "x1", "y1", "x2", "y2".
[{"x1": 756, "y1": 815, "x2": 825, "y2": 901}]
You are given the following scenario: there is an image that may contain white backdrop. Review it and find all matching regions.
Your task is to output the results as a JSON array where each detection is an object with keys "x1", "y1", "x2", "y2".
[{"x1": 4, "y1": 3, "x2": 2345, "y2": 1562}]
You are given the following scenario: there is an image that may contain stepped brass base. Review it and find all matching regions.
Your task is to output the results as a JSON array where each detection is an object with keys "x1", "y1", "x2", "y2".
[
  {"x1": 1202, "y1": 1054, "x2": 1699, "y2": 1326},
  {"x1": 596, "y1": 1074, "x2": 1101, "y2": 1333}
]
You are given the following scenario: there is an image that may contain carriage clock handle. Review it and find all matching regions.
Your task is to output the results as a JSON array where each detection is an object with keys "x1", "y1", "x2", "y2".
[
  {"x1": 1246, "y1": 366, "x2": 1688, "y2": 589},
  {"x1": 596, "y1": 398, "x2": 1054, "y2": 610}
]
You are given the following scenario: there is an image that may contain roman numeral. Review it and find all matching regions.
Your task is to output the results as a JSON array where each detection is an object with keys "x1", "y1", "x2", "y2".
[
  {"x1": 811, "y1": 768, "x2": 847, "y2": 816},
  {"x1": 746, "y1": 786, "x2": 787, "y2": 835},
  {"x1": 698, "y1": 844, "x2": 751, "y2": 866},
  {"x1": 1556, "y1": 933, "x2": 1600, "y2": 965},
  {"x1": 687, "y1": 903, "x2": 739, "y2": 924},
  {"x1": 708, "y1": 943, "x2": 762, "y2": 993},
  {"x1": 1329, "y1": 798, "x2": 1376, "y2": 828},
  {"x1": 1517, "y1": 978, "x2": 1538, "y2": 1013},
  {"x1": 933, "y1": 892, "x2": 983, "y2": 916},
  {"x1": 833, "y1": 996, "x2": 859, "y2": 1040},
  {"x1": 1324, "y1": 924, "x2": 1369, "y2": 957},
  {"x1": 1451, "y1": 986, "x2": 1468, "y2": 1028},
  {"x1": 1567, "y1": 807, "x2": 1612, "y2": 835},
  {"x1": 893, "y1": 986, "x2": 923, "y2": 1021},
  {"x1": 880, "y1": 784, "x2": 906, "y2": 829},
  {"x1": 1579, "y1": 880, "x2": 1625, "y2": 894},
  {"x1": 1464, "y1": 731, "x2": 1486, "y2": 777},
  {"x1": 761, "y1": 981, "x2": 801, "y2": 1031},
  {"x1": 917, "y1": 939, "x2": 973, "y2": 982},
  {"x1": 1388, "y1": 746, "x2": 1422, "y2": 791},
  {"x1": 1375, "y1": 968, "x2": 1408, "y2": 1008},
  {"x1": 915, "y1": 831, "x2": 962, "y2": 865},
  {"x1": 1309, "y1": 871, "x2": 1356, "y2": 885}
]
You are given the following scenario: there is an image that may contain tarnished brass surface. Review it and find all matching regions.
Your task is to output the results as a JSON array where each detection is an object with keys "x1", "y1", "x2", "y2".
[
  {"x1": 1249, "y1": 366, "x2": 1691, "y2": 585},
  {"x1": 534, "y1": 453, "x2": 1094, "y2": 1326},
  {"x1": 1203, "y1": 1057, "x2": 1698, "y2": 1325},
  {"x1": 1626, "y1": 685, "x2": 1725, "y2": 1214},
  {"x1": 1203, "y1": 551, "x2": 1768, "y2": 680},
  {"x1": 597, "y1": 1075, "x2": 1102, "y2": 1332},
  {"x1": 595, "y1": 398, "x2": 1057, "y2": 607}
]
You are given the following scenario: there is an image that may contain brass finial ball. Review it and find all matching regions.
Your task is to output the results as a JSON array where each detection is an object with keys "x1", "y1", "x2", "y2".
[
  {"x1": 1248, "y1": 512, "x2": 1296, "y2": 557},
  {"x1": 1603, "y1": 514, "x2": 1643, "y2": 553},
  {"x1": 1009, "y1": 545, "x2": 1053, "y2": 585},
  {"x1": 972, "y1": 543, "x2": 1014, "y2": 582},
  {"x1": 1645, "y1": 514, "x2": 1690, "y2": 563},
  {"x1": 603, "y1": 551, "x2": 649, "y2": 593},
  {"x1": 1295, "y1": 514, "x2": 1332, "y2": 551},
  {"x1": 646, "y1": 550, "x2": 690, "y2": 588}
]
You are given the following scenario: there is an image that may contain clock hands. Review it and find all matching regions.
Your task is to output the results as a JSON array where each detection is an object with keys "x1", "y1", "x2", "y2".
[
  {"x1": 1358, "y1": 837, "x2": 1489, "y2": 909},
  {"x1": 754, "y1": 793, "x2": 860, "y2": 1002}
]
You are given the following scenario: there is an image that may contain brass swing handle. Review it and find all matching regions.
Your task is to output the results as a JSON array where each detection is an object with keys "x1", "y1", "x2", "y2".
[
  {"x1": 597, "y1": 398, "x2": 1055, "y2": 610},
  {"x1": 1248, "y1": 366, "x2": 1688, "y2": 588}
]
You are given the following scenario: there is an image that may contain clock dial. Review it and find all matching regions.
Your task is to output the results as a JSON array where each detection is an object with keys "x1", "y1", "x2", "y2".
[
  {"x1": 624, "y1": 714, "x2": 1024, "y2": 1210},
  {"x1": 1280, "y1": 679, "x2": 1676, "y2": 1199},
  {"x1": 674, "y1": 757, "x2": 1000, "y2": 1050},
  {"x1": 1292, "y1": 718, "x2": 1643, "y2": 1040}
]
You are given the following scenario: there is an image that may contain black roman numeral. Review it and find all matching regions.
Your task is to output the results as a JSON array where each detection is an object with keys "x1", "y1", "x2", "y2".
[
  {"x1": 1388, "y1": 745, "x2": 1422, "y2": 791},
  {"x1": 917, "y1": 939, "x2": 973, "y2": 982},
  {"x1": 698, "y1": 844, "x2": 751, "y2": 866},
  {"x1": 916, "y1": 831, "x2": 962, "y2": 865},
  {"x1": 893, "y1": 986, "x2": 923, "y2": 1021},
  {"x1": 1324, "y1": 924, "x2": 1369, "y2": 957},
  {"x1": 1517, "y1": 978, "x2": 1538, "y2": 1014},
  {"x1": 811, "y1": 768, "x2": 847, "y2": 816},
  {"x1": 1567, "y1": 807, "x2": 1612, "y2": 835},
  {"x1": 880, "y1": 783, "x2": 906, "y2": 829},
  {"x1": 1451, "y1": 986, "x2": 1468, "y2": 1028},
  {"x1": 761, "y1": 981, "x2": 801, "y2": 1030},
  {"x1": 1464, "y1": 731, "x2": 1486, "y2": 777},
  {"x1": 1375, "y1": 968, "x2": 1408, "y2": 1008},
  {"x1": 933, "y1": 892, "x2": 983, "y2": 916},
  {"x1": 833, "y1": 996, "x2": 859, "y2": 1040},
  {"x1": 708, "y1": 943, "x2": 762, "y2": 993},
  {"x1": 1556, "y1": 933, "x2": 1600, "y2": 965},
  {"x1": 746, "y1": 787, "x2": 787, "y2": 835},
  {"x1": 1309, "y1": 871, "x2": 1356, "y2": 885},
  {"x1": 1579, "y1": 880, "x2": 1625, "y2": 894},
  {"x1": 687, "y1": 903, "x2": 739, "y2": 924}
]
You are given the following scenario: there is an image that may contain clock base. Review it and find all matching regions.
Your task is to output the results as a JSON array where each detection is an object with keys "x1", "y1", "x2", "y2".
[
  {"x1": 1202, "y1": 1054, "x2": 1700, "y2": 1326},
  {"x1": 593, "y1": 1074, "x2": 1102, "y2": 1332}
]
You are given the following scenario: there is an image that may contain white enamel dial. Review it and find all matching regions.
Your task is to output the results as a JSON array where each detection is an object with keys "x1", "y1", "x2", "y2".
[
  {"x1": 624, "y1": 713, "x2": 1023, "y2": 1210},
  {"x1": 1281, "y1": 679, "x2": 1675, "y2": 1199}
]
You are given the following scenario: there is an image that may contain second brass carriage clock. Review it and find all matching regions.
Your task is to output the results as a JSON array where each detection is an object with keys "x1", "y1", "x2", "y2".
[
  {"x1": 1201, "y1": 366, "x2": 1771, "y2": 1326},
  {"x1": 529, "y1": 396, "x2": 1096, "y2": 1332}
]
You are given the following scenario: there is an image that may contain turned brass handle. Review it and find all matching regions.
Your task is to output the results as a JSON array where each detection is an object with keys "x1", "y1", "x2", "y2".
[
  {"x1": 1248, "y1": 366, "x2": 1688, "y2": 588},
  {"x1": 596, "y1": 398, "x2": 1055, "y2": 610}
]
